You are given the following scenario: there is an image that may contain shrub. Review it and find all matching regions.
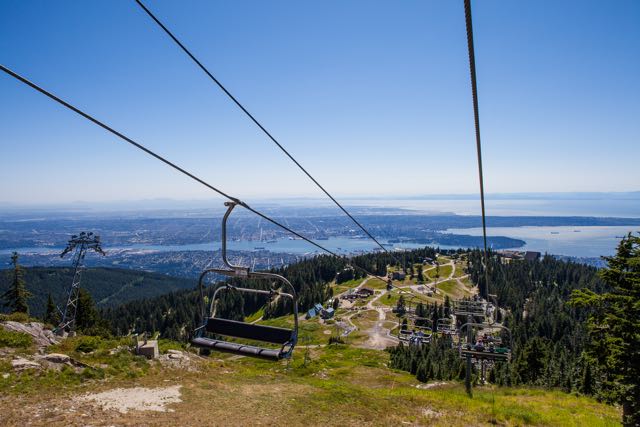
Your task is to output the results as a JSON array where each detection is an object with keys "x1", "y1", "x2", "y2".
[
  {"x1": 0, "y1": 312, "x2": 34, "y2": 323},
  {"x1": 74, "y1": 336, "x2": 103, "y2": 353},
  {"x1": 328, "y1": 335, "x2": 345, "y2": 345},
  {"x1": 0, "y1": 328, "x2": 32, "y2": 348},
  {"x1": 80, "y1": 367, "x2": 105, "y2": 380}
]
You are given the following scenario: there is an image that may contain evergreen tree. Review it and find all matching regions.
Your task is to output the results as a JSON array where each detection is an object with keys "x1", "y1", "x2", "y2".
[
  {"x1": 2, "y1": 252, "x2": 31, "y2": 314},
  {"x1": 396, "y1": 295, "x2": 406, "y2": 316},
  {"x1": 570, "y1": 233, "x2": 640, "y2": 426},
  {"x1": 44, "y1": 293, "x2": 60, "y2": 326},
  {"x1": 75, "y1": 288, "x2": 100, "y2": 331}
]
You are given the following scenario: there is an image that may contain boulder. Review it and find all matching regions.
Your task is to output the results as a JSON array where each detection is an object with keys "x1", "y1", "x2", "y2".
[
  {"x1": 1, "y1": 321, "x2": 59, "y2": 348},
  {"x1": 43, "y1": 353, "x2": 71, "y2": 364}
]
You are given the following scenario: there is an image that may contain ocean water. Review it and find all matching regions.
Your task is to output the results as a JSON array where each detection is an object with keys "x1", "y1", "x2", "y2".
[
  {"x1": 445, "y1": 225, "x2": 638, "y2": 257},
  {"x1": 6, "y1": 226, "x2": 634, "y2": 258},
  {"x1": 343, "y1": 197, "x2": 640, "y2": 217}
]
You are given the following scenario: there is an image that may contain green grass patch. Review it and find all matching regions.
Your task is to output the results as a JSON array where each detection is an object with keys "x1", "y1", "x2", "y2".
[
  {"x1": 453, "y1": 261, "x2": 468, "y2": 277},
  {"x1": 427, "y1": 264, "x2": 453, "y2": 280},
  {"x1": 377, "y1": 290, "x2": 401, "y2": 307},
  {"x1": 244, "y1": 307, "x2": 264, "y2": 323},
  {"x1": 259, "y1": 316, "x2": 330, "y2": 345},
  {"x1": 0, "y1": 328, "x2": 33, "y2": 348},
  {"x1": 437, "y1": 279, "x2": 457, "y2": 293},
  {"x1": 225, "y1": 345, "x2": 619, "y2": 426},
  {"x1": 365, "y1": 278, "x2": 387, "y2": 289}
]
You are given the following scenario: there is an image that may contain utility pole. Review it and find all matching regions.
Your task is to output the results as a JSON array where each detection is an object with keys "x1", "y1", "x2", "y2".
[{"x1": 56, "y1": 232, "x2": 105, "y2": 335}]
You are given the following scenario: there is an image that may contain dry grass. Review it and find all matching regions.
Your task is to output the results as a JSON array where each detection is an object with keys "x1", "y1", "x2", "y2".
[{"x1": 0, "y1": 339, "x2": 621, "y2": 427}]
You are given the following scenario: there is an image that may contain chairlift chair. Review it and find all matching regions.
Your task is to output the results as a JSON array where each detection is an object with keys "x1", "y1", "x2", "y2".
[
  {"x1": 436, "y1": 317, "x2": 456, "y2": 335},
  {"x1": 452, "y1": 299, "x2": 487, "y2": 317},
  {"x1": 191, "y1": 201, "x2": 299, "y2": 361},
  {"x1": 458, "y1": 322, "x2": 511, "y2": 362},
  {"x1": 399, "y1": 316, "x2": 432, "y2": 346}
]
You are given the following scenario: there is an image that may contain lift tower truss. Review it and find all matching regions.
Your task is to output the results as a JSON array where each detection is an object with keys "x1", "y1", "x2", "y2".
[{"x1": 56, "y1": 232, "x2": 105, "y2": 334}]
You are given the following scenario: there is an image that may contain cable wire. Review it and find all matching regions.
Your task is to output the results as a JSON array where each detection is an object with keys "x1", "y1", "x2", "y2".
[
  {"x1": 0, "y1": 63, "x2": 388, "y2": 281},
  {"x1": 133, "y1": 0, "x2": 398, "y2": 264},
  {"x1": 463, "y1": 0, "x2": 491, "y2": 300}
]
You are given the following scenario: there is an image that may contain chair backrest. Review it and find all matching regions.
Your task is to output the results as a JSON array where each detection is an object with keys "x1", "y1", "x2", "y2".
[{"x1": 206, "y1": 318, "x2": 293, "y2": 345}]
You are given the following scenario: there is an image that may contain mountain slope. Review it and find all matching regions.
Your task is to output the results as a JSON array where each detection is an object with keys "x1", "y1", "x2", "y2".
[
  {"x1": 0, "y1": 336, "x2": 619, "y2": 426},
  {"x1": 0, "y1": 267, "x2": 196, "y2": 318}
]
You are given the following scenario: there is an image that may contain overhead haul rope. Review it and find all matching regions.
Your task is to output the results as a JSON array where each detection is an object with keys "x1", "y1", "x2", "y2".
[
  {"x1": 464, "y1": 0, "x2": 491, "y2": 302},
  {"x1": 0, "y1": 63, "x2": 391, "y2": 282},
  {"x1": 133, "y1": 0, "x2": 399, "y2": 265}
]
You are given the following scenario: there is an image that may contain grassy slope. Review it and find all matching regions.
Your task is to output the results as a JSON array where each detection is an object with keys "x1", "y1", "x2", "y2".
[
  {"x1": 0, "y1": 338, "x2": 619, "y2": 426},
  {"x1": 0, "y1": 267, "x2": 196, "y2": 317}
]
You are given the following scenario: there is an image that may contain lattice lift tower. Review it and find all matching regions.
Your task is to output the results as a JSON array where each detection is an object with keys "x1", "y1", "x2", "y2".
[{"x1": 56, "y1": 232, "x2": 105, "y2": 335}]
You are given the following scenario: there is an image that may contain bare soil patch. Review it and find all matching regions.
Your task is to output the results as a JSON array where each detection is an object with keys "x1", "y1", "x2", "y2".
[{"x1": 75, "y1": 385, "x2": 182, "y2": 413}]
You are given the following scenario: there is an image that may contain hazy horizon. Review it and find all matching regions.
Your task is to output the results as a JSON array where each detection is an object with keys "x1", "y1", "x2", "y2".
[
  {"x1": 1, "y1": 191, "x2": 639, "y2": 219},
  {"x1": 1, "y1": 1, "x2": 639, "y2": 205}
]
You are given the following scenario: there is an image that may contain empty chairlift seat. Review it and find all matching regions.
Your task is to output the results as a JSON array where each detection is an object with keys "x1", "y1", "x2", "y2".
[
  {"x1": 190, "y1": 201, "x2": 299, "y2": 361},
  {"x1": 192, "y1": 317, "x2": 296, "y2": 360}
]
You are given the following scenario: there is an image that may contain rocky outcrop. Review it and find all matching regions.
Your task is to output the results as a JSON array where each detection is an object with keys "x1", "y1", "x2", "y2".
[
  {"x1": 42, "y1": 353, "x2": 71, "y2": 364},
  {"x1": 11, "y1": 357, "x2": 41, "y2": 371},
  {"x1": 1, "y1": 321, "x2": 59, "y2": 348}
]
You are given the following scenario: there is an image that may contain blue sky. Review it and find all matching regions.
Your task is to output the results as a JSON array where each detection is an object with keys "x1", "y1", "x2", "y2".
[{"x1": 1, "y1": 0, "x2": 639, "y2": 205}]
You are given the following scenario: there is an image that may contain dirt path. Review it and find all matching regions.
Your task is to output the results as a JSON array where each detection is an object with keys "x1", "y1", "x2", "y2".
[{"x1": 357, "y1": 289, "x2": 398, "y2": 350}]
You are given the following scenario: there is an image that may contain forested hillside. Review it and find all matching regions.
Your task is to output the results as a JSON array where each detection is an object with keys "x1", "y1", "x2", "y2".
[
  {"x1": 389, "y1": 250, "x2": 610, "y2": 405},
  {"x1": 0, "y1": 267, "x2": 196, "y2": 318},
  {"x1": 102, "y1": 248, "x2": 439, "y2": 339}
]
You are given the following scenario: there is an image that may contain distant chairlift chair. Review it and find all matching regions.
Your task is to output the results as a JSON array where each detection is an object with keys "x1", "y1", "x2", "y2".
[
  {"x1": 399, "y1": 316, "x2": 433, "y2": 347},
  {"x1": 458, "y1": 322, "x2": 512, "y2": 362},
  {"x1": 191, "y1": 201, "x2": 299, "y2": 361},
  {"x1": 436, "y1": 317, "x2": 456, "y2": 335}
]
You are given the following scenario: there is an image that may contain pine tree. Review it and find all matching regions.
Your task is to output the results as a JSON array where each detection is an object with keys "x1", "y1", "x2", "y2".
[
  {"x1": 580, "y1": 362, "x2": 594, "y2": 395},
  {"x1": 396, "y1": 295, "x2": 406, "y2": 316},
  {"x1": 75, "y1": 288, "x2": 100, "y2": 331},
  {"x1": 1, "y1": 252, "x2": 31, "y2": 314},
  {"x1": 44, "y1": 293, "x2": 60, "y2": 326},
  {"x1": 570, "y1": 233, "x2": 640, "y2": 426}
]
